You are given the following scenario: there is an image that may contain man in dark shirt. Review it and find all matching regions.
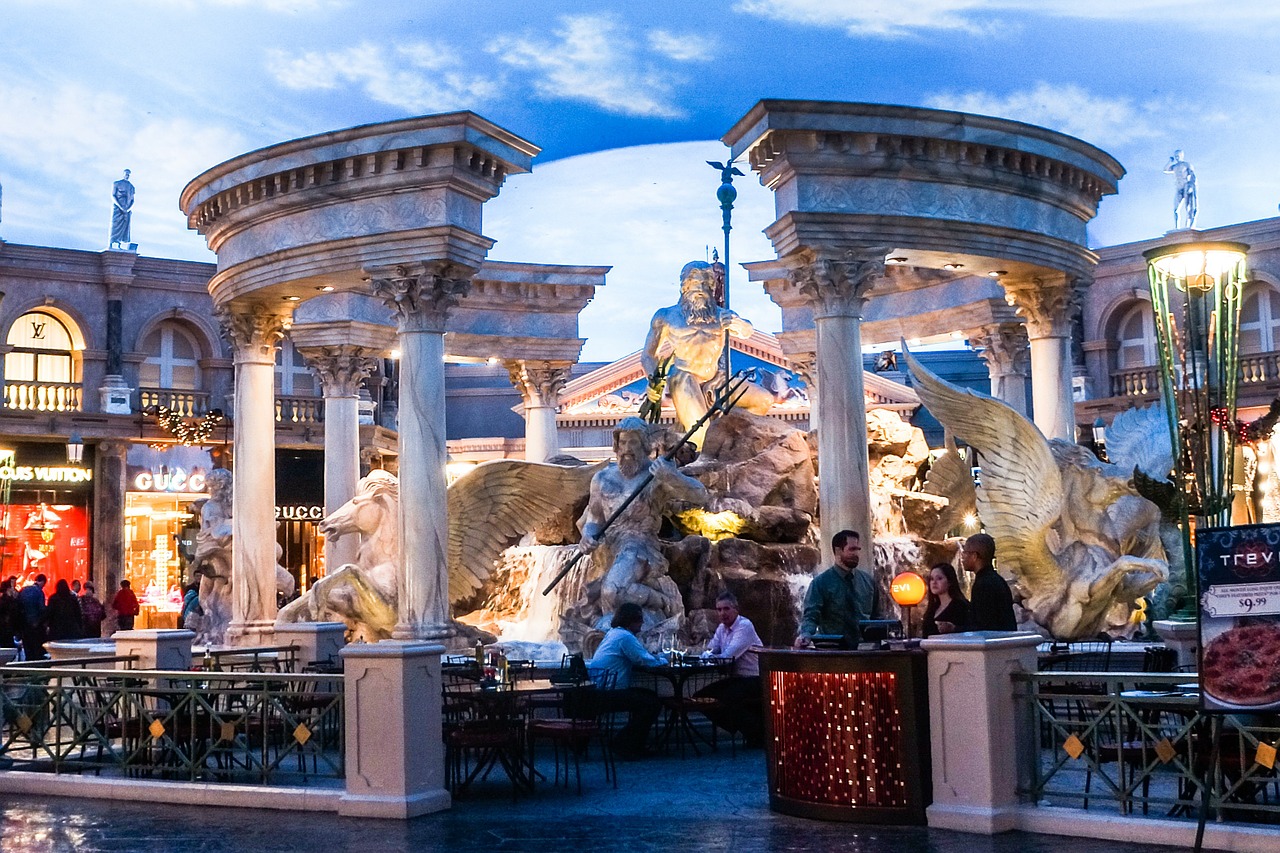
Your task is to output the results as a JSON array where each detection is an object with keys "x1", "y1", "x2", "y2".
[
  {"x1": 963, "y1": 533, "x2": 1017, "y2": 631},
  {"x1": 794, "y1": 530, "x2": 873, "y2": 647},
  {"x1": 16, "y1": 574, "x2": 48, "y2": 660}
]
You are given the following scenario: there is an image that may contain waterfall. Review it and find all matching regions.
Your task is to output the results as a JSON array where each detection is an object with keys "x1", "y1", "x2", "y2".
[{"x1": 488, "y1": 544, "x2": 582, "y2": 661}]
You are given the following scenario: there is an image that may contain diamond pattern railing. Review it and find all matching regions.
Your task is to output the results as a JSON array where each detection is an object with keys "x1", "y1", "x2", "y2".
[
  {"x1": 0, "y1": 665, "x2": 343, "y2": 785},
  {"x1": 1017, "y1": 671, "x2": 1280, "y2": 823}
]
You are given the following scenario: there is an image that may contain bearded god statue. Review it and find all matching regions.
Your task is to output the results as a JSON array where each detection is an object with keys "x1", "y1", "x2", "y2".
[{"x1": 642, "y1": 261, "x2": 776, "y2": 447}]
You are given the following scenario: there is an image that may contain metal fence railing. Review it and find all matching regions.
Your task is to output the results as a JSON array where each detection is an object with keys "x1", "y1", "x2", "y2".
[
  {"x1": 1016, "y1": 671, "x2": 1280, "y2": 824},
  {"x1": 0, "y1": 664, "x2": 343, "y2": 786}
]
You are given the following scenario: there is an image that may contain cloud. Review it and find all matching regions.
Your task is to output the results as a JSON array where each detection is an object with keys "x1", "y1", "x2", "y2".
[
  {"x1": 647, "y1": 30, "x2": 710, "y2": 62},
  {"x1": 924, "y1": 82, "x2": 1163, "y2": 148},
  {"x1": 734, "y1": 0, "x2": 1280, "y2": 37},
  {"x1": 266, "y1": 42, "x2": 499, "y2": 113},
  {"x1": 0, "y1": 80, "x2": 242, "y2": 259},
  {"x1": 489, "y1": 14, "x2": 703, "y2": 119},
  {"x1": 484, "y1": 141, "x2": 782, "y2": 362}
]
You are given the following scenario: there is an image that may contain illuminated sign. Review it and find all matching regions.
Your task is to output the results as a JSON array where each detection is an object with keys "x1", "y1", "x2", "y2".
[
  {"x1": 0, "y1": 465, "x2": 92, "y2": 484},
  {"x1": 133, "y1": 468, "x2": 206, "y2": 493},
  {"x1": 276, "y1": 505, "x2": 325, "y2": 521}
]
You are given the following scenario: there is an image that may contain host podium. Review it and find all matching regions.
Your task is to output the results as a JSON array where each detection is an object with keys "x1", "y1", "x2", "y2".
[{"x1": 758, "y1": 648, "x2": 931, "y2": 824}]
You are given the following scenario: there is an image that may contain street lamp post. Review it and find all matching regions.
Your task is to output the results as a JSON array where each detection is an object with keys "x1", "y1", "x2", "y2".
[{"x1": 1143, "y1": 240, "x2": 1249, "y2": 617}]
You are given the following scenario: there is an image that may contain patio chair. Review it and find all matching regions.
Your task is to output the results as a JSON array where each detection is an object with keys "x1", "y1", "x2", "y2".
[{"x1": 527, "y1": 670, "x2": 618, "y2": 794}]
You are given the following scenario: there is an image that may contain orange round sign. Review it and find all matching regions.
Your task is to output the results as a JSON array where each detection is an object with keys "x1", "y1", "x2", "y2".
[{"x1": 890, "y1": 571, "x2": 927, "y2": 607}]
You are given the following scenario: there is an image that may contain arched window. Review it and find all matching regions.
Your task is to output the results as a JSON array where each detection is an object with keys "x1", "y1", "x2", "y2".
[
  {"x1": 139, "y1": 322, "x2": 202, "y2": 390},
  {"x1": 275, "y1": 339, "x2": 315, "y2": 396},
  {"x1": 1115, "y1": 302, "x2": 1157, "y2": 368},
  {"x1": 1238, "y1": 284, "x2": 1280, "y2": 355},
  {"x1": 5, "y1": 310, "x2": 74, "y2": 383}
]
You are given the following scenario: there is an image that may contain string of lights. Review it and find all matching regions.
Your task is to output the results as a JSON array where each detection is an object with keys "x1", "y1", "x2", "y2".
[{"x1": 149, "y1": 406, "x2": 224, "y2": 446}]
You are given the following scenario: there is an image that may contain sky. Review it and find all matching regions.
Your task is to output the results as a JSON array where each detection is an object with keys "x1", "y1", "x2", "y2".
[{"x1": 3, "y1": 1, "x2": 1280, "y2": 360}]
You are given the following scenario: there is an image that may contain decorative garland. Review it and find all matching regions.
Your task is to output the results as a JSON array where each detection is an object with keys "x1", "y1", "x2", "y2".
[
  {"x1": 150, "y1": 406, "x2": 224, "y2": 446},
  {"x1": 1210, "y1": 397, "x2": 1280, "y2": 447}
]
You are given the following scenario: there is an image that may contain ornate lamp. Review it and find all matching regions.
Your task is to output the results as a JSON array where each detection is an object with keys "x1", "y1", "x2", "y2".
[
  {"x1": 1143, "y1": 240, "x2": 1249, "y2": 616},
  {"x1": 890, "y1": 571, "x2": 927, "y2": 640},
  {"x1": 66, "y1": 432, "x2": 84, "y2": 465}
]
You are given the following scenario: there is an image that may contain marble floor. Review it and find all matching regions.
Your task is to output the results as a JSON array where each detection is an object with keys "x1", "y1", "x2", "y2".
[{"x1": 0, "y1": 748, "x2": 1197, "y2": 853}]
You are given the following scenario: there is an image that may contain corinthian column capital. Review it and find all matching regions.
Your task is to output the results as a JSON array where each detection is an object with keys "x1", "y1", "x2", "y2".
[
  {"x1": 785, "y1": 247, "x2": 888, "y2": 319},
  {"x1": 297, "y1": 345, "x2": 381, "y2": 398},
  {"x1": 367, "y1": 261, "x2": 475, "y2": 333},
  {"x1": 217, "y1": 303, "x2": 290, "y2": 364},
  {"x1": 785, "y1": 351, "x2": 818, "y2": 390},
  {"x1": 1002, "y1": 275, "x2": 1088, "y2": 339},
  {"x1": 967, "y1": 323, "x2": 1030, "y2": 378},
  {"x1": 506, "y1": 359, "x2": 572, "y2": 409}
]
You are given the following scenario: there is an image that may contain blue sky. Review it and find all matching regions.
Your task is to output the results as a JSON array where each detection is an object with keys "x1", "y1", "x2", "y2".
[{"x1": 3, "y1": 1, "x2": 1280, "y2": 359}]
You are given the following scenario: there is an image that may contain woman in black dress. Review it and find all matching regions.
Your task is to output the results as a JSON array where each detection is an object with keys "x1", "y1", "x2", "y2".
[{"x1": 922, "y1": 562, "x2": 971, "y2": 638}]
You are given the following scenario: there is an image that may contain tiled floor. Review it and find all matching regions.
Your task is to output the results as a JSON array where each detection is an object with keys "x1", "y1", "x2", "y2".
[{"x1": 0, "y1": 746, "x2": 1198, "y2": 853}]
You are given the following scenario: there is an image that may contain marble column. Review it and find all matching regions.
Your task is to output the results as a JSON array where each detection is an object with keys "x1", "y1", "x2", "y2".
[
  {"x1": 218, "y1": 303, "x2": 290, "y2": 646},
  {"x1": 506, "y1": 360, "x2": 571, "y2": 462},
  {"x1": 787, "y1": 248, "x2": 885, "y2": 564},
  {"x1": 787, "y1": 351, "x2": 819, "y2": 432},
  {"x1": 300, "y1": 345, "x2": 381, "y2": 571},
  {"x1": 967, "y1": 323, "x2": 1031, "y2": 417},
  {"x1": 91, "y1": 441, "x2": 129, "y2": 637},
  {"x1": 369, "y1": 263, "x2": 472, "y2": 640},
  {"x1": 1003, "y1": 277, "x2": 1085, "y2": 441}
]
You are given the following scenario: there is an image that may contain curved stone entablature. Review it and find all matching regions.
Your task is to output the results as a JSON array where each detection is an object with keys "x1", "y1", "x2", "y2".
[
  {"x1": 180, "y1": 112, "x2": 539, "y2": 306},
  {"x1": 723, "y1": 100, "x2": 1124, "y2": 278}
]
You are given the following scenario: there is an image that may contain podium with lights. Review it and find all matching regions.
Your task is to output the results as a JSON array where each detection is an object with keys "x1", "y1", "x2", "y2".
[{"x1": 759, "y1": 649, "x2": 931, "y2": 824}]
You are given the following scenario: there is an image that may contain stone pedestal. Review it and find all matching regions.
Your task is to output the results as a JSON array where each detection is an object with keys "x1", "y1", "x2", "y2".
[
  {"x1": 112, "y1": 629, "x2": 196, "y2": 671},
  {"x1": 46, "y1": 641, "x2": 117, "y2": 662},
  {"x1": 920, "y1": 631, "x2": 1043, "y2": 834},
  {"x1": 274, "y1": 622, "x2": 347, "y2": 669},
  {"x1": 98, "y1": 375, "x2": 133, "y2": 414},
  {"x1": 1153, "y1": 619, "x2": 1200, "y2": 669},
  {"x1": 339, "y1": 641, "x2": 450, "y2": 818}
]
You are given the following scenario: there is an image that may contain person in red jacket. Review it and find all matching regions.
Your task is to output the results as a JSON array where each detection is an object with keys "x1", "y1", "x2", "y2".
[{"x1": 111, "y1": 580, "x2": 140, "y2": 631}]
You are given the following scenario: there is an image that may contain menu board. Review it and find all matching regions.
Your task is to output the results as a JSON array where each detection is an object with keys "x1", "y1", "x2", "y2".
[{"x1": 1196, "y1": 523, "x2": 1280, "y2": 712}]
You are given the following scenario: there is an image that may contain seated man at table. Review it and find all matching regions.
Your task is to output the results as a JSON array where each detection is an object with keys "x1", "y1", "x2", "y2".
[
  {"x1": 694, "y1": 591, "x2": 765, "y2": 746},
  {"x1": 587, "y1": 602, "x2": 668, "y2": 758}
]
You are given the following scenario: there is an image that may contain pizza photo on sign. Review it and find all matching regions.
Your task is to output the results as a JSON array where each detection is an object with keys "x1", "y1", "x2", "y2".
[{"x1": 1200, "y1": 619, "x2": 1280, "y2": 708}]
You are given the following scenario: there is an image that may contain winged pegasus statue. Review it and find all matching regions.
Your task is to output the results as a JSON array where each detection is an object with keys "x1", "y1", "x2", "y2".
[
  {"x1": 906, "y1": 348, "x2": 1168, "y2": 639},
  {"x1": 278, "y1": 459, "x2": 603, "y2": 641}
]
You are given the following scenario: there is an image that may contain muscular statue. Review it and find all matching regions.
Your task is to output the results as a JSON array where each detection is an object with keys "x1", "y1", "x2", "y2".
[
  {"x1": 642, "y1": 261, "x2": 775, "y2": 447},
  {"x1": 577, "y1": 417, "x2": 708, "y2": 638},
  {"x1": 190, "y1": 469, "x2": 233, "y2": 645},
  {"x1": 1165, "y1": 150, "x2": 1197, "y2": 230},
  {"x1": 109, "y1": 169, "x2": 135, "y2": 248}
]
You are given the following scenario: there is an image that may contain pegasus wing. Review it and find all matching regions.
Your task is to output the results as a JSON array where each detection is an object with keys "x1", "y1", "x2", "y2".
[
  {"x1": 920, "y1": 434, "x2": 977, "y2": 535},
  {"x1": 1106, "y1": 404, "x2": 1174, "y2": 480},
  {"x1": 905, "y1": 347, "x2": 1063, "y2": 587},
  {"x1": 446, "y1": 459, "x2": 605, "y2": 606}
]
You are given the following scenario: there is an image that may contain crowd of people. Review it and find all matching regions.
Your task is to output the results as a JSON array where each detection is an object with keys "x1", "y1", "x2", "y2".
[{"x1": 0, "y1": 575, "x2": 142, "y2": 660}]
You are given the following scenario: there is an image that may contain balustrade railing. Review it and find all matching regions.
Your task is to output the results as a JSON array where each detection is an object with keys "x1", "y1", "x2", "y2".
[
  {"x1": 1109, "y1": 367, "x2": 1158, "y2": 397},
  {"x1": 137, "y1": 387, "x2": 211, "y2": 416},
  {"x1": 1239, "y1": 352, "x2": 1280, "y2": 385},
  {"x1": 0, "y1": 664, "x2": 343, "y2": 785},
  {"x1": 2, "y1": 380, "x2": 81, "y2": 412},
  {"x1": 277, "y1": 395, "x2": 323, "y2": 424},
  {"x1": 1016, "y1": 671, "x2": 1279, "y2": 823}
]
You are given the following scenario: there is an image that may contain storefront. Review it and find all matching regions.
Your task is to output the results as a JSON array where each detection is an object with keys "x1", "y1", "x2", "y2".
[
  {"x1": 276, "y1": 449, "x2": 326, "y2": 596},
  {"x1": 125, "y1": 445, "x2": 211, "y2": 627},
  {"x1": 0, "y1": 441, "x2": 94, "y2": 591}
]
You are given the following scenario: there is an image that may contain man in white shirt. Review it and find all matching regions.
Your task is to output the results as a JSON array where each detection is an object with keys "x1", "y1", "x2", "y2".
[{"x1": 695, "y1": 591, "x2": 765, "y2": 745}]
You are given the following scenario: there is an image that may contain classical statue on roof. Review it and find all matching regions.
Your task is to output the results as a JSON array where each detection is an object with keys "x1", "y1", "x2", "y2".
[
  {"x1": 641, "y1": 260, "x2": 776, "y2": 446},
  {"x1": 1165, "y1": 149, "x2": 1197, "y2": 230}
]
